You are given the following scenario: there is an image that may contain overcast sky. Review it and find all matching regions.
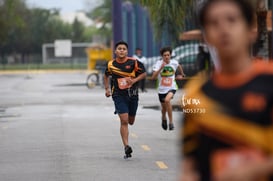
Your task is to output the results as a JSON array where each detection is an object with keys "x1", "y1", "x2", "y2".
[{"x1": 26, "y1": 0, "x2": 100, "y2": 13}]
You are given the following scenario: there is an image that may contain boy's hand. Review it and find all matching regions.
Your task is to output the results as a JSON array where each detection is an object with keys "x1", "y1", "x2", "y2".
[
  {"x1": 127, "y1": 77, "x2": 136, "y2": 87},
  {"x1": 160, "y1": 62, "x2": 167, "y2": 69},
  {"x1": 214, "y1": 159, "x2": 273, "y2": 181},
  {"x1": 176, "y1": 75, "x2": 184, "y2": 80},
  {"x1": 105, "y1": 89, "x2": 111, "y2": 97}
]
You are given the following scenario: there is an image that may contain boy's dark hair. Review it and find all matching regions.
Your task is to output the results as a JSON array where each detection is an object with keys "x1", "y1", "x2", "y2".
[
  {"x1": 115, "y1": 40, "x2": 128, "y2": 49},
  {"x1": 198, "y1": 0, "x2": 255, "y2": 28},
  {"x1": 160, "y1": 46, "x2": 172, "y2": 56}
]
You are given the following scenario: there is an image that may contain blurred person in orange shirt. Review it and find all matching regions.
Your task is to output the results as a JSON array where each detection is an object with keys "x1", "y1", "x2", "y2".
[{"x1": 180, "y1": 0, "x2": 273, "y2": 181}]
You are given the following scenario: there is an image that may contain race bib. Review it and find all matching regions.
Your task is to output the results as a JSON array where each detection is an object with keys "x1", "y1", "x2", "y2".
[
  {"x1": 211, "y1": 148, "x2": 267, "y2": 181},
  {"x1": 161, "y1": 77, "x2": 173, "y2": 87},
  {"x1": 117, "y1": 78, "x2": 131, "y2": 90}
]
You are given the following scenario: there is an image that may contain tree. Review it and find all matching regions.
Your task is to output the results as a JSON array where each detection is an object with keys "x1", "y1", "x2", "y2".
[
  {"x1": 0, "y1": 0, "x2": 27, "y2": 56},
  {"x1": 86, "y1": 0, "x2": 112, "y2": 44},
  {"x1": 0, "y1": 0, "x2": 97, "y2": 64},
  {"x1": 72, "y1": 18, "x2": 85, "y2": 42},
  {"x1": 141, "y1": 0, "x2": 271, "y2": 57},
  {"x1": 140, "y1": 0, "x2": 193, "y2": 45},
  {"x1": 87, "y1": 0, "x2": 111, "y2": 29}
]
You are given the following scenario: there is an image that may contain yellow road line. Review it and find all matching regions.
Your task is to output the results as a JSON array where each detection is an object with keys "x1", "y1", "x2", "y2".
[
  {"x1": 156, "y1": 161, "x2": 168, "y2": 169},
  {"x1": 141, "y1": 145, "x2": 151, "y2": 151},
  {"x1": 130, "y1": 133, "x2": 138, "y2": 138}
]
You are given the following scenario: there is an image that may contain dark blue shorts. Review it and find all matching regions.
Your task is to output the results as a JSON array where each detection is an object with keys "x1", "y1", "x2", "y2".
[{"x1": 112, "y1": 95, "x2": 139, "y2": 116}]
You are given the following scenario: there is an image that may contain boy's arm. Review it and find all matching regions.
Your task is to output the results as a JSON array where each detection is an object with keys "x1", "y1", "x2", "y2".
[
  {"x1": 214, "y1": 158, "x2": 273, "y2": 181},
  {"x1": 129, "y1": 60, "x2": 147, "y2": 86},
  {"x1": 151, "y1": 61, "x2": 166, "y2": 80},
  {"x1": 104, "y1": 63, "x2": 111, "y2": 97},
  {"x1": 151, "y1": 71, "x2": 160, "y2": 80},
  {"x1": 178, "y1": 64, "x2": 186, "y2": 77},
  {"x1": 104, "y1": 74, "x2": 111, "y2": 97},
  {"x1": 176, "y1": 64, "x2": 186, "y2": 80},
  {"x1": 130, "y1": 72, "x2": 146, "y2": 86}
]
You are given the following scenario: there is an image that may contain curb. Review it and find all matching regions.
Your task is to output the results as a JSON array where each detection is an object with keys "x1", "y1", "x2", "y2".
[{"x1": 0, "y1": 69, "x2": 98, "y2": 75}]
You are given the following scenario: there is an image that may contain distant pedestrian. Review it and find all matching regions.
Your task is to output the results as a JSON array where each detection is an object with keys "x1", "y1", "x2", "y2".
[
  {"x1": 133, "y1": 48, "x2": 147, "y2": 92},
  {"x1": 152, "y1": 46, "x2": 185, "y2": 131},
  {"x1": 104, "y1": 41, "x2": 146, "y2": 159}
]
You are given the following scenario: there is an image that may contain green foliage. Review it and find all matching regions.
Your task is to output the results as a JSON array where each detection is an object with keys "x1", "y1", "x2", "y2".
[
  {"x1": 86, "y1": 0, "x2": 112, "y2": 42},
  {"x1": 86, "y1": 0, "x2": 111, "y2": 28},
  {"x1": 72, "y1": 18, "x2": 85, "y2": 42},
  {"x1": 0, "y1": 0, "x2": 95, "y2": 62},
  {"x1": 0, "y1": 0, "x2": 27, "y2": 54},
  {"x1": 140, "y1": 0, "x2": 193, "y2": 43},
  {"x1": 82, "y1": 26, "x2": 98, "y2": 42}
]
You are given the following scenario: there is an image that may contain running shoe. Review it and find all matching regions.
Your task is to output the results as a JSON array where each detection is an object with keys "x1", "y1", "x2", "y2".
[
  {"x1": 124, "y1": 145, "x2": 133, "y2": 158},
  {"x1": 169, "y1": 123, "x2": 174, "y2": 130},
  {"x1": 162, "y1": 119, "x2": 168, "y2": 130}
]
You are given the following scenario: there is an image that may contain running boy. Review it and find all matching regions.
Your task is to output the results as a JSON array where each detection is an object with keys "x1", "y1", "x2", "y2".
[
  {"x1": 152, "y1": 47, "x2": 185, "y2": 131},
  {"x1": 104, "y1": 41, "x2": 146, "y2": 158},
  {"x1": 181, "y1": 0, "x2": 273, "y2": 181}
]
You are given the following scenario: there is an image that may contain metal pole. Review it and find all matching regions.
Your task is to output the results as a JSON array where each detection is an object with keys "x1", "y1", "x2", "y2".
[
  {"x1": 112, "y1": 0, "x2": 123, "y2": 45},
  {"x1": 42, "y1": 44, "x2": 47, "y2": 64}
]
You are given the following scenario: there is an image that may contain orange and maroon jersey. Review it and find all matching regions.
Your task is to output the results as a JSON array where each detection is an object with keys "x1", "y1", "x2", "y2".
[
  {"x1": 182, "y1": 61, "x2": 273, "y2": 181},
  {"x1": 105, "y1": 57, "x2": 145, "y2": 96}
]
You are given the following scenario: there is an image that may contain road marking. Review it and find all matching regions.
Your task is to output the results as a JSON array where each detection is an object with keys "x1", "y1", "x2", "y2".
[
  {"x1": 141, "y1": 145, "x2": 151, "y2": 151},
  {"x1": 130, "y1": 133, "x2": 138, "y2": 138},
  {"x1": 2, "y1": 126, "x2": 8, "y2": 130},
  {"x1": 156, "y1": 161, "x2": 168, "y2": 169}
]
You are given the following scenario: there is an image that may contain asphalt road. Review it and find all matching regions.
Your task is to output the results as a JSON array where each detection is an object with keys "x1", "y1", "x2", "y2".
[{"x1": 0, "y1": 72, "x2": 183, "y2": 181}]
